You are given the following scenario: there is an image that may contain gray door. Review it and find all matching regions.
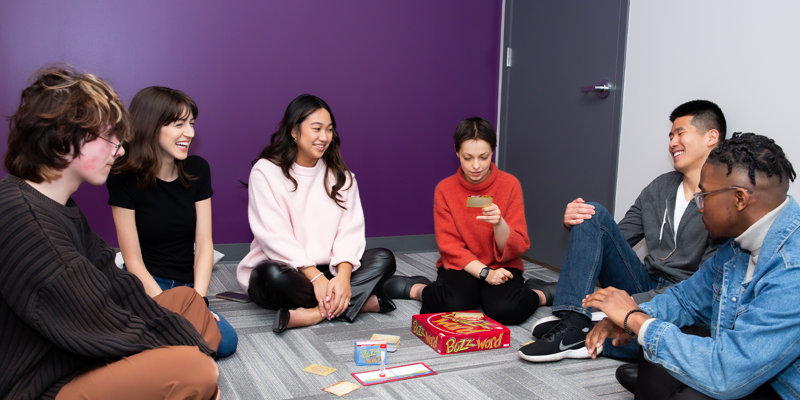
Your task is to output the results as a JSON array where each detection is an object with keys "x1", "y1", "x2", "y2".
[{"x1": 498, "y1": 0, "x2": 629, "y2": 267}]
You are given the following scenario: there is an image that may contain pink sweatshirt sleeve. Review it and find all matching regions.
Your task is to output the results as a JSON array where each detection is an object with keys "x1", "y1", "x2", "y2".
[
  {"x1": 329, "y1": 174, "x2": 365, "y2": 273},
  {"x1": 247, "y1": 162, "x2": 315, "y2": 269}
]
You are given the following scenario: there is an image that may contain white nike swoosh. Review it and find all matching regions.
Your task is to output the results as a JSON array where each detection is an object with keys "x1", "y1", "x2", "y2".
[{"x1": 559, "y1": 340, "x2": 584, "y2": 351}]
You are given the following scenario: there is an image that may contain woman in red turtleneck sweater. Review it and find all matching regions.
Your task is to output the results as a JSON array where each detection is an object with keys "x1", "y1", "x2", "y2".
[{"x1": 384, "y1": 117, "x2": 553, "y2": 325}]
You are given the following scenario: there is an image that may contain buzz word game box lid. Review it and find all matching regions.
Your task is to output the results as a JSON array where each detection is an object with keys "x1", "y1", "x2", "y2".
[{"x1": 411, "y1": 311, "x2": 510, "y2": 355}]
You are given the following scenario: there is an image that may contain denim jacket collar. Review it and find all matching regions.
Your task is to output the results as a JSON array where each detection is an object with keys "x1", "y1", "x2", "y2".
[
  {"x1": 736, "y1": 197, "x2": 788, "y2": 253},
  {"x1": 756, "y1": 196, "x2": 800, "y2": 270}
]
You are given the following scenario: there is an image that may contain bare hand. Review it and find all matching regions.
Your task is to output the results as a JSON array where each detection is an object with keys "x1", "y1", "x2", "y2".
[
  {"x1": 311, "y1": 276, "x2": 330, "y2": 318},
  {"x1": 582, "y1": 287, "x2": 640, "y2": 327},
  {"x1": 585, "y1": 318, "x2": 630, "y2": 359},
  {"x1": 486, "y1": 268, "x2": 513, "y2": 285},
  {"x1": 326, "y1": 275, "x2": 352, "y2": 319},
  {"x1": 477, "y1": 203, "x2": 503, "y2": 226},
  {"x1": 563, "y1": 198, "x2": 595, "y2": 228}
]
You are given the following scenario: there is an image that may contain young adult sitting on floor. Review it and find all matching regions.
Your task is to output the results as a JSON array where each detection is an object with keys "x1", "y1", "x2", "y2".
[
  {"x1": 584, "y1": 132, "x2": 795, "y2": 400},
  {"x1": 237, "y1": 94, "x2": 396, "y2": 333},
  {"x1": 108, "y1": 86, "x2": 238, "y2": 358},
  {"x1": 383, "y1": 117, "x2": 552, "y2": 325},
  {"x1": 0, "y1": 67, "x2": 220, "y2": 399},
  {"x1": 518, "y1": 100, "x2": 726, "y2": 363}
]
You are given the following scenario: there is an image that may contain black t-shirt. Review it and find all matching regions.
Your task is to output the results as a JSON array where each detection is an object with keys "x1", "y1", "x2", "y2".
[{"x1": 107, "y1": 156, "x2": 213, "y2": 283}]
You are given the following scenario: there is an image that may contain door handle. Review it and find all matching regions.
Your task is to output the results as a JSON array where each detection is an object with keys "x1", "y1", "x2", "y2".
[{"x1": 581, "y1": 79, "x2": 612, "y2": 99}]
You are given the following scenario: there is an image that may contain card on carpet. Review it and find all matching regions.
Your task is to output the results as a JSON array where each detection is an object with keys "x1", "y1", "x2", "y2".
[
  {"x1": 304, "y1": 364, "x2": 336, "y2": 376},
  {"x1": 322, "y1": 381, "x2": 360, "y2": 397}
]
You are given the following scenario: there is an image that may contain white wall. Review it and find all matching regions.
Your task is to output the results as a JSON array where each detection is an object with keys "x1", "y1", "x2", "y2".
[{"x1": 615, "y1": 0, "x2": 800, "y2": 218}]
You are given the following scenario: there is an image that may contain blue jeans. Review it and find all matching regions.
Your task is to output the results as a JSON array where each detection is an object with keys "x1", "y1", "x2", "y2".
[
  {"x1": 153, "y1": 276, "x2": 238, "y2": 359},
  {"x1": 553, "y1": 203, "x2": 663, "y2": 360}
]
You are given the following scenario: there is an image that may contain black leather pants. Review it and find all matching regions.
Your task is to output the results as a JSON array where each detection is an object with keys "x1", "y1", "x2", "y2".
[{"x1": 247, "y1": 248, "x2": 396, "y2": 322}]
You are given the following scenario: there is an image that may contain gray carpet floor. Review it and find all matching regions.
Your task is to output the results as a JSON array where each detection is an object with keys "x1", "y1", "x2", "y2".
[{"x1": 208, "y1": 251, "x2": 634, "y2": 399}]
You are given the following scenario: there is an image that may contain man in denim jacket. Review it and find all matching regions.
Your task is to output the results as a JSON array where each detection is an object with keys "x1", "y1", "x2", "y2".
[{"x1": 585, "y1": 132, "x2": 797, "y2": 399}]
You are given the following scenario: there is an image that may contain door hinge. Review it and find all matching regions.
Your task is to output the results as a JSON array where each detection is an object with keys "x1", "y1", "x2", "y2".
[{"x1": 505, "y1": 47, "x2": 513, "y2": 68}]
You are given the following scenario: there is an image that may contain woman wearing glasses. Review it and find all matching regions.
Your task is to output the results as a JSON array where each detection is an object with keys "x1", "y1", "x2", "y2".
[{"x1": 107, "y1": 86, "x2": 238, "y2": 358}]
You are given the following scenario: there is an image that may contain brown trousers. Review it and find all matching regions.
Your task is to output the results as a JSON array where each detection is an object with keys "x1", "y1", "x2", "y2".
[{"x1": 56, "y1": 286, "x2": 221, "y2": 400}]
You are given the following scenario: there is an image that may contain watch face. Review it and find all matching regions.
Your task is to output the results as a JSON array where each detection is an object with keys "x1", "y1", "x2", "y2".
[{"x1": 480, "y1": 268, "x2": 489, "y2": 280}]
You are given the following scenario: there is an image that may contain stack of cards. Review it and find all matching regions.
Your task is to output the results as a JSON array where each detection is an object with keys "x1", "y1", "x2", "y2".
[{"x1": 370, "y1": 334, "x2": 400, "y2": 352}]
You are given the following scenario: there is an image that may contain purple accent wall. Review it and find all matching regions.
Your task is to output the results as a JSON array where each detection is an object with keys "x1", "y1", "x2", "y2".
[{"x1": 0, "y1": 1, "x2": 502, "y2": 246}]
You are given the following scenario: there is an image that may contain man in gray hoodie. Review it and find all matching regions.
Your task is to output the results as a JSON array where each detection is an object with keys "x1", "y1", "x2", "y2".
[{"x1": 518, "y1": 100, "x2": 725, "y2": 363}]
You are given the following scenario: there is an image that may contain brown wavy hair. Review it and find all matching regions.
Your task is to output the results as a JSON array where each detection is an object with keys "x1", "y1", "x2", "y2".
[
  {"x1": 5, "y1": 66, "x2": 129, "y2": 182},
  {"x1": 111, "y1": 86, "x2": 198, "y2": 188},
  {"x1": 253, "y1": 94, "x2": 352, "y2": 208}
]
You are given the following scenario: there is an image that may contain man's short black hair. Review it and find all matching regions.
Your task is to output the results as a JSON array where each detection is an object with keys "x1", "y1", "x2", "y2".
[
  {"x1": 670, "y1": 100, "x2": 727, "y2": 140},
  {"x1": 707, "y1": 132, "x2": 795, "y2": 185}
]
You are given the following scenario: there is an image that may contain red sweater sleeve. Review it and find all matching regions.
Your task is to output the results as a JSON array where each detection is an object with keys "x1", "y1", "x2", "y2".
[
  {"x1": 434, "y1": 181, "x2": 479, "y2": 270},
  {"x1": 492, "y1": 175, "x2": 530, "y2": 263}
]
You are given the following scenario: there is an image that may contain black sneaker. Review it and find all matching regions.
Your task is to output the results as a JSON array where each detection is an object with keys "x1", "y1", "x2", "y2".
[
  {"x1": 518, "y1": 320, "x2": 600, "y2": 362},
  {"x1": 530, "y1": 316, "x2": 561, "y2": 338},
  {"x1": 530, "y1": 311, "x2": 607, "y2": 338}
]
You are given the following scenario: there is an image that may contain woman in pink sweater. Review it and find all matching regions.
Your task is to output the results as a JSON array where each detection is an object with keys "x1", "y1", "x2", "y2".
[
  {"x1": 384, "y1": 117, "x2": 553, "y2": 325},
  {"x1": 237, "y1": 94, "x2": 396, "y2": 332}
]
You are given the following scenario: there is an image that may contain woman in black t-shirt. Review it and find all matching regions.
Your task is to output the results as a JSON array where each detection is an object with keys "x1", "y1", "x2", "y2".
[{"x1": 107, "y1": 86, "x2": 238, "y2": 358}]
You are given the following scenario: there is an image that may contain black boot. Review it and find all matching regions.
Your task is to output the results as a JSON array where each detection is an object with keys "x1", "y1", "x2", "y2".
[
  {"x1": 383, "y1": 275, "x2": 431, "y2": 299},
  {"x1": 615, "y1": 363, "x2": 638, "y2": 393}
]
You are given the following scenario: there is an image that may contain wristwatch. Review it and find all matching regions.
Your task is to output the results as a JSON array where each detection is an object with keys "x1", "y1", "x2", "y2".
[{"x1": 479, "y1": 267, "x2": 490, "y2": 281}]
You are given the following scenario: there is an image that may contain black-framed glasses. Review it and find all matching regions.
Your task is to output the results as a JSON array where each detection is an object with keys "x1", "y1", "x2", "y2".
[
  {"x1": 98, "y1": 135, "x2": 124, "y2": 156},
  {"x1": 693, "y1": 186, "x2": 753, "y2": 210}
]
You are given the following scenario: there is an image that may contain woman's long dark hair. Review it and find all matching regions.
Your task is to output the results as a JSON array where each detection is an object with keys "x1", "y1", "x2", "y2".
[
  {"x1": 254, "y1": 94, "x2": 352, "y2": 208},
  {"x1": 112, "y1": 86, "x2": 198, "y2": 188}
]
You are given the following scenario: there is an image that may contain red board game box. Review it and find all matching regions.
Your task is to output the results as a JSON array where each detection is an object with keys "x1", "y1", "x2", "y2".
[{"x1": 411, "y1": 311, "x2": 510, "y2": 355}]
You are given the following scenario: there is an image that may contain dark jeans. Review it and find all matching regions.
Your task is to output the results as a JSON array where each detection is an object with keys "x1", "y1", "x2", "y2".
[
  {"x1": 420, "y1": 267, "x2": 539, "y2": 325},
  {"x1": 636, "y1": 326, "x2": 779, "y2": 400},
  {"x1": 152, "y1": 275, "x2": 238, "y2": 359},
  {"x1": 247, "y1": 248, "x2": 396, "y2": 322},
  {"x1": 553, "y1": 202, "x2": 665, "y2": 359}
]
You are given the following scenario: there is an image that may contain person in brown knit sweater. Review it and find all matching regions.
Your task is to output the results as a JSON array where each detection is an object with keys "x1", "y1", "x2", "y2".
[{"x1": 0, "y1": 67, "x2": 220, "y2": 400}]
